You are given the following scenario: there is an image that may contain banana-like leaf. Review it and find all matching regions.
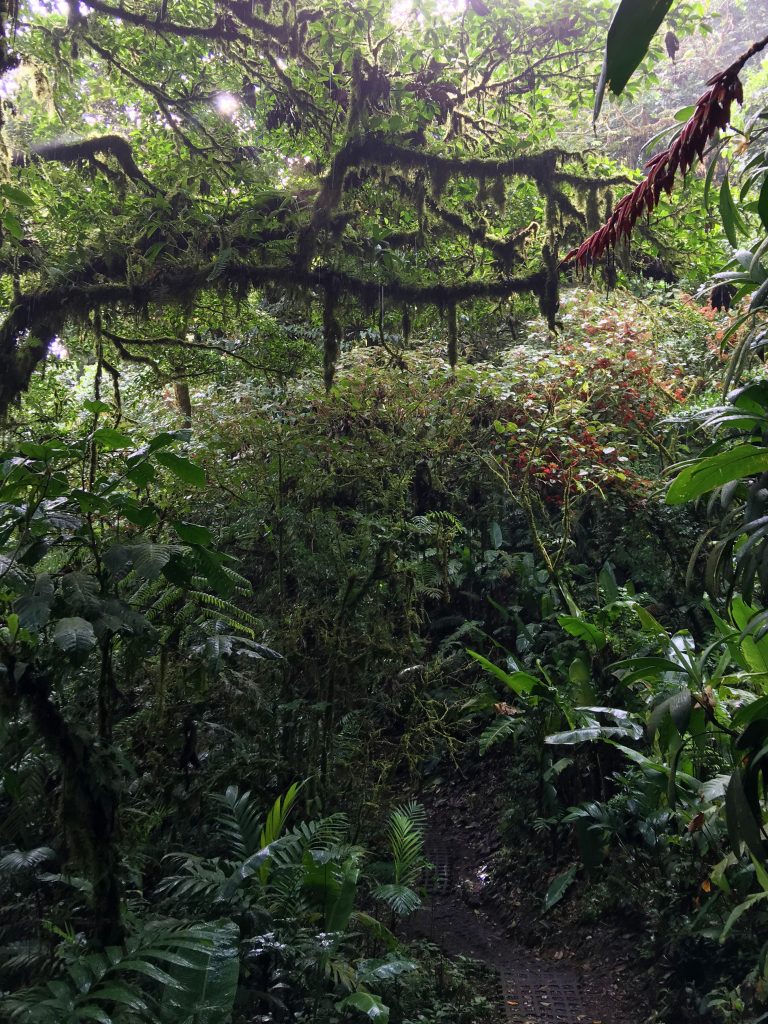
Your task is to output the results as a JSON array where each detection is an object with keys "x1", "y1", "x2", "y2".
[
  {"x1": 666, "y1": 446, "x2": 768, "y2": 505},
  {"x1": 594, "y1": 0, "x2": 674, "y2": 122}
]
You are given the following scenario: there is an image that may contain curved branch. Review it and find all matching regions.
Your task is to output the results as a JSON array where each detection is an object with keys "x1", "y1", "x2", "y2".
[
  {"x1": 0, "y1": 258, "x2": 548, "y2": 415},
  {"x1": 14, "y1": 135, "x2": 158, "y2": 192}
]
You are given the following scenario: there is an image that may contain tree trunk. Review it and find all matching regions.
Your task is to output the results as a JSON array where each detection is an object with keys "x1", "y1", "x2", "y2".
[
  {"x1": 2, "y1": 659, "x2": 123, "y2": 946},
  {"x1": 174, "y1": 381, "x2": 192, "y2": 428}
]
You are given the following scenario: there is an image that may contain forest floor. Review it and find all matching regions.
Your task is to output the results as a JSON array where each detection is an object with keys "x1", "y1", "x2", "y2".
[{"x1": 406, "y1": 773, "x2": 654, "y2": 1024}]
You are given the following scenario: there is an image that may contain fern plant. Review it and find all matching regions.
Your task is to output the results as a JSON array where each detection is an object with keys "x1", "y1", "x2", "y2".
[
  {"x1": 5, "y1": 921, "x2": 238, "y2": 1024},
  {"x1": 372, "y1": 802, "x2": 428, "y2": 916}
]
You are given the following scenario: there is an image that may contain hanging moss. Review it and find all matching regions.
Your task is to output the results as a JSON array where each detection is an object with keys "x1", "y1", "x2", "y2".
[
  {"x1": 491, "y1": 175, "x2": 505, "y2": 213},
  {"x1": 538, "y1": 243, "x2": 560, "y2": 330},
  {"x1": 585, "y1": 186, "x2": 601, "y2": 233},
  {"x1": 430, "y1": 161, "x2": 450, "y2": 201}
]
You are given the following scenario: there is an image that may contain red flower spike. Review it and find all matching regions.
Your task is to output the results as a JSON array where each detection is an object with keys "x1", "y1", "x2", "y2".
[{"x1": 564, "y1": 32, "x2": 768, "y2": 268}]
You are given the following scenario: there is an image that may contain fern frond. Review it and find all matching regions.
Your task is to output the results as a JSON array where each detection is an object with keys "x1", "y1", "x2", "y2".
[
  {"x1": 0, "y1": 847, "x2": 55, "y2": 875},
  {"x1": 214, "y1": 787, "x2": 263, "y2": 858},
  {"x1": 190, "y1": 592, "x2": 262, "y2": 631},
  {"x1": 388, "y1": 802, "x2": 426, "y2": 887},
  {"x1": 372, "y1": 882, "x2": 422, "y2": 915}
]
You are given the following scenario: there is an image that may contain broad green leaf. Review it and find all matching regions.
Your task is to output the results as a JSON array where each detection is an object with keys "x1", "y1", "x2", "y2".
[
  {"x1": 479, "y1": 716, "x2": 517, "y2": 755},
  {"x1": 0, "y1": 183, "x2": 35, "y2": 208},
  {"x1": 132, "y1": 544, "x2": 177, "y2": 580},
  {"x1": 156, "y1": 451, "x2": 206, "y2": 487},
  {"x1": 126, "y1": 462, "x2": 156, "y2": 487},
  {"x1": 557, "y1": 615, "x2": 606, "y2": 651},
  {"x1": 159, "y1": 921, "x2": 239, "y2": 1024},
  {"x1": 92, "y1": 427, "x2": 133, "y2": 451},
  {"x1": 594, "y1": 0, "x2": 674, "y2": 122},
  {"x1": 545, "y1": 723, "x2": 640, "y2": 745},
  {"x1": 666, "y1": 446, "x2": 768, "y2": 505},
  {"x1": 338, "y1": 992, "x2": 390, "y2": 1022},
  {"x1": 543, "y1": 864, "x2": 577, "y2": 912},
  {"x1": 720, "y1": 891, "x2": 768, "y2": 942},
  {"x1": 173, "y1": 521, "x2": 213, "y2": 546},
  {"x1": 759, "y1": 176, "x2": 768, "y2": 232},
  {"x1": 466, "y1": 649, "x2": 539, "y2": 695},
  {"x1": 2, "y1": 210, "x2": 23, "y2": 239},
  {"x1": 53, "y1": 617, "x2": 97, "y2": 658},
  {"x1": 719, "y1": 176, "x2": 746, "y2": 248},
  {"x1": 83, "y1": 399, "x2": 112, "y2": 414},
  {"x1": 725, "y1": 769, "x2": 765, "y2": 863}
]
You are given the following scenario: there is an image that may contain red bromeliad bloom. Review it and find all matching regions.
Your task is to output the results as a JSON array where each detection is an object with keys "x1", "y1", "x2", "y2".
[{"x1": 565, "y1": 32, "x2": 768, "y2": 268}]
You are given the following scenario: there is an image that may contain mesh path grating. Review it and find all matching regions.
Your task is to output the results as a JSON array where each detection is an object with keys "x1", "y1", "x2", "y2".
[
  {"x1": 500, "y1": 968, "x2": 590, "y2": 1024},
  {"x1": 422, "y1": 827, "x2": 593, "y2": 1024},
  {"x1": 423, "y1": 836, "x2": 452, "y2": 896}
]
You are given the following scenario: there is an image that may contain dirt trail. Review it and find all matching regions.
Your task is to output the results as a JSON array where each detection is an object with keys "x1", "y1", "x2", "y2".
[{"x1": 410, "y1": 824, "x2": 626, "y2": 1024}]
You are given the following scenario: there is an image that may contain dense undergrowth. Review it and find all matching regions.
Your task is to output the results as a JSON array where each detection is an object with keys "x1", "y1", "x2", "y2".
[
  {"x1": 3, "y1": 286, "x2": 751, "y2": 1024},
  {"x1": 4, "y1": 0, "x2": 768, "y2": 1019}
]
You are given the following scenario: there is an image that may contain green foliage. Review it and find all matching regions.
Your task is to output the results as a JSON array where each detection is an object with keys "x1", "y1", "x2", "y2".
[{"x1": 594, "y1": 0, "x2": 674, "y2": 121}]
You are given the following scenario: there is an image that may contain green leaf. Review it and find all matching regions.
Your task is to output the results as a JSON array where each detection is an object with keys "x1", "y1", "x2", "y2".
[
  {"x1": 53, "y1": 617, "x2": 97, "y2": 659},
  {"x1": 545, "y1": 723, "x2": 640, "y2": 745},
  {"x1": 159, "y1": 922, "x2": 239, "y2": 1024},
  {"x1": 82, "y1": 399, "x2": 112, "y2": 414},
  {"x1": 15, "y1": 594, "x2": 52, "y2": 630},
  {"x1": 0, "y1": 183, "x2": 35, "y2": 208},
  {"x1": 466, "y1": 650, "x2": 539, "y2": 695},
  {"x1": 132, "y1": 544, "x2": 177, "y2": 580},
  {"x1": 92, "y1": 427, "x2": 133, "y2": 451},
  {"x1": 126, "y1": 462, "x2": 156, "y2": 487},
  {"x1": 337, "y1": 992, "x2": 390, "y2": 1022},
  {"x1": 674, "y1": 105, "x2": 696, "y2": 122},
  {"x1": 670, "y1": 688, "x2": 692, "y2": 736},
  {"x1": 543, "y1": 864, "x2": 577, "y2": 912},
  {"x1": 759, "y1": 177, "x2": 768, "y2": 232},
  {"x1": 666, "y1": 446, "x2": 768, "y2": 505},
  {"x1": 111, "y1": 495, "x2": 156, "y2": 528},
  {"x1": 2, "y1": 210, "x2": 23, "y2": 239},
  {"x1": 173, "y1": 521, "x2": 213, "y2": 546},
  {"x1": 594, "y1": 0, "x2": 674, "y2": 121},
  {"x1": 720, "y1": 891, "x2": 768, "y2": 943},
  {"x1": 155, "y1": 451, "x2": 206, "y2": 487},
  {"x1": 568, "y1": 657, "x2": 590, "y2": 686},
  {"x1": 557, "y1": 615, "x2": 606, "y2": 651},
  {"x1": 719, "y1": 177, "x2": 746, "y2": 248},
  {"x1": 725, "y1": 769, "x2": 765, "y2": 862},
  {"x1": 479, "y1": 716, "x2": 517, "y2": 755}
]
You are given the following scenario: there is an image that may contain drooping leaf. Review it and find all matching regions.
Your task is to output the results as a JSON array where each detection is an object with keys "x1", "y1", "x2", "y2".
[
  {"x1": 155, "y1": 452, "x2": 206, "y2": 487},
  {"x1": 759, "y1": 176, "x2": 768, "y2": 232},
  {"x1": 174, "y1": 521, "x2": 214, "y2": 547},
  {"x1": 557, "y1": 615, "x2": 606, "y2": 651},
  {"x1": 53, "y1": 617, "x2": 97, "y2": 659},
  {"x1": 159, "y1": 921, "x2": 239, "y2": 1024},
  {"x1": 479, "y1": 716, "x2": 517, "y2": 755},
  {"x1": 543, "y1": 864, "x2": 578, "y2": 912},
  {"x1": 466, "y1": 649, "x2": 539, "y2": 695},
  {"x1": 719, "y1": 176, "x2": 746, "y2": 247},
  {"x1": 92, "y1": 427, "x2": 134, "y2": 451},
  {"x1": 594, "y1": 0, "x2": 674, "y2": 122},
  {"x1": 337, "y1": 991, "x2": 390, "y2": 1022},
  {"x1": 667, "y1": 446, "x2": 768, "y2": 505}
]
